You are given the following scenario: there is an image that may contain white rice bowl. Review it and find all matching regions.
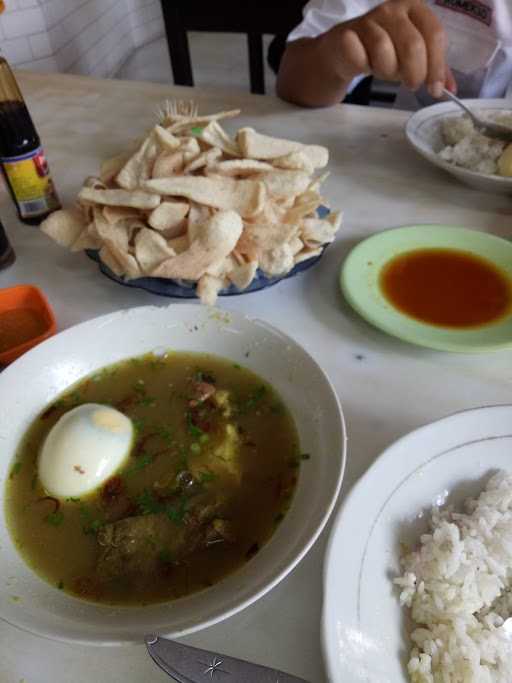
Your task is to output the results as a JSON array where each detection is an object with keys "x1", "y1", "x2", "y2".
[
  {"x1": 395, "y1": 471, "x2": 512, "y2": 683},
  {"x1": 405, "y1": 99, "x2": 512, "y2": 194}
]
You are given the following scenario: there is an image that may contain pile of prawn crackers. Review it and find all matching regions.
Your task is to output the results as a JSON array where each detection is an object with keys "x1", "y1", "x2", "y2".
[{"x1": 41, "y1": 107, "x2": 342, "y2": 304}]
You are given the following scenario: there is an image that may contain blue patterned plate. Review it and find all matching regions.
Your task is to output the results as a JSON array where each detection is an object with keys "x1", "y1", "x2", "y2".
[{"x1": 86, "y1": 206, "x2": 330, "y2": 299}]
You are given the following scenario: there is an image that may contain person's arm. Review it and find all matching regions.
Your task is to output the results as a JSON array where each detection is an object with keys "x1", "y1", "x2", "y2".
[
  {"x1": 277, "y1": 0, "x2": 456, "y2": 108},
  {"x1": 277, "y1": 32, "x2": 355, "y2": 107}
]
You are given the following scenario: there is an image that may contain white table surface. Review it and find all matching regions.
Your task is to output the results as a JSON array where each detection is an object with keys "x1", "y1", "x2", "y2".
[{"x1": 1, "y1": 71, "x2": 512, "y2": 683}]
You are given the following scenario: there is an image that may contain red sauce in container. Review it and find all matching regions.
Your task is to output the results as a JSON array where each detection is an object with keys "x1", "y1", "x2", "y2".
[{"x1": 0, "y1": 308, "x2": 47, "y2": 352}]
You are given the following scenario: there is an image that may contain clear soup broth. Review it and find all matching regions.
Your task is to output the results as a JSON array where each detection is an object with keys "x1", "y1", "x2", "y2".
[{"x1": 5, "y1": 352, "x2": 301, "y2": 606}]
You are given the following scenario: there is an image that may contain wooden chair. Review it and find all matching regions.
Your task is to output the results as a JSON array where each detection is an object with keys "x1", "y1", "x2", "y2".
[
  {"x1": 159, "y1": 1, "x2": 396, "y2": 105},
  {"x1": 159, "y1": 1, "x2": 308, "y2": 95}
]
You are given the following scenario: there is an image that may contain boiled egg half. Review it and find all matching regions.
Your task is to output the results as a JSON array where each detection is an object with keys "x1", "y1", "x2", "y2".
[{"x1": 38, "y1": 403, "x2": 133, "y2": 498}]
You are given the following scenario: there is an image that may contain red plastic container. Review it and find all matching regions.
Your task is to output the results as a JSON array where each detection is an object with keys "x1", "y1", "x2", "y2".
[{"x1": 0, "y1": 284, "x2": 56, "y2": 364}]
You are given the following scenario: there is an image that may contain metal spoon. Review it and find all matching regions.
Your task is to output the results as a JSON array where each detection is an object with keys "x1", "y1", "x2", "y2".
[{"x1": 442, "y1": 88, "x2": 512, "y2": 143}]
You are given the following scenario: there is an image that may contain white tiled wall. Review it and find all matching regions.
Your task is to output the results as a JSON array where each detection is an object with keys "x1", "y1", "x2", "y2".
[{"x1": 0, "y1": 0, "x2": 164, "y2": 77}]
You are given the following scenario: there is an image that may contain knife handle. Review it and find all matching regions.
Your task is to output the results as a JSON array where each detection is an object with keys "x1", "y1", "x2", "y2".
[{"x1": 145, "y1": 634, "x2": 310, "y2": 683}]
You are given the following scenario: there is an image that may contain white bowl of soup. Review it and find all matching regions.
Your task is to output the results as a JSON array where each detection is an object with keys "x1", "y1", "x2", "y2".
[{"x1": 0, "y1": 304, "x2": 346, "y2": 645}]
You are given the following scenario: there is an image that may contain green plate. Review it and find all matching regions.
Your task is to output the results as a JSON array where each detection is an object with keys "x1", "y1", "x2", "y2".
[{"x1": 340, "y1": 225, "x2": 512, "y2": 353}]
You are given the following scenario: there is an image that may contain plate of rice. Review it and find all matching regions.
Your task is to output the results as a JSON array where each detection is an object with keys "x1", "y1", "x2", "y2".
[
  {"x1": 322, "y1": 404, "x2": 512, "y2": 683},
  {"x1": 406, "y1": 99, "x2": 512, "y2": 194}
]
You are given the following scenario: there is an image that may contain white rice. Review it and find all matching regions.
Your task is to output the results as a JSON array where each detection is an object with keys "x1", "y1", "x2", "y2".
[
  {"x1": 395, "y1": 471, "x2": 512, "y2": 682},
  {"x1": 438, "y1": 113, "x2": 512, "y2": 175}
]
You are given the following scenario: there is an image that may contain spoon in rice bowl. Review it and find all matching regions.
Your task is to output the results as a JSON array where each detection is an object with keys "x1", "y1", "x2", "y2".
[{"x1": 442, "y1": 89, "x2": 512, "y2": 143}]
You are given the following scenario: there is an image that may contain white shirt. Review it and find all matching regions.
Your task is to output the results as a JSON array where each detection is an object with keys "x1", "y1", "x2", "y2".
[{"x1": 288, "y1": 0, "x2": 512, "y2": 108}]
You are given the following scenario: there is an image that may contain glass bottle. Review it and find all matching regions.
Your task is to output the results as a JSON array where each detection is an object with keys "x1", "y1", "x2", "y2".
[
  {"x1": 0, "y1": 219, "x2": 15, "y2": 270},
  {"x1": 0, "y1": 56, "x2": 60, "y2": 225}
]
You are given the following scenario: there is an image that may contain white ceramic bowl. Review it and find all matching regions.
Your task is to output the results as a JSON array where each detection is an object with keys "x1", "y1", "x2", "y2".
[
  {"x1": 0, "y1": 304, "x2": 346, "y2": 645},
  {"x1": 406, "y1": 98, "x2": 512, "y2": 194}
]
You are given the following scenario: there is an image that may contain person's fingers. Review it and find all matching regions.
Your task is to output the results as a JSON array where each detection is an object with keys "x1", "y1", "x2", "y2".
[
  {"x1": 445, "y1": 65, "x2": 457, "y2": 93},
  {"x1": 336, "y1": 1, "x2": 450, "y2": 93},
  {"x1": 336, "y1": 27, "x2": 372, "y2": 78},
  {"x1": 387, "y1": 16, "x2": 427, "y2": 90},
  {"x1": 357, "y1": 21, "x2": 399, "y2": 81},
  {"x1": 409, "y1": 4, "x2": 447, "y2": 97}
]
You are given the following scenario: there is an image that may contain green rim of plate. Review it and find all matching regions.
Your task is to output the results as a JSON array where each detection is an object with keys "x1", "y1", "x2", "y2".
[{"x1": 340, "y1": 225, "x2": 512, "y2": 353}]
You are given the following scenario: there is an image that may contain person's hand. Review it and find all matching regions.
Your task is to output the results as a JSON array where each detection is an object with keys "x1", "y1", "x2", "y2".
[{"x1": 325, "y1": 0, "x2": 456, "y2": 97}]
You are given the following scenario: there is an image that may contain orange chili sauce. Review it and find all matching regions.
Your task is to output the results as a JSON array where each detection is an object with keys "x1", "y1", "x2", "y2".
[
  {"x1": 0, "y1": 307, "x2": 47, "y2": 352},
  {"x1": 379, "y1": 248, "x2": 512, "y2": 328}
]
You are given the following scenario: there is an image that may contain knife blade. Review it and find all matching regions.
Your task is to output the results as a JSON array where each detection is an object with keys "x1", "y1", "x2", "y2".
[{"x1": 145, "y1": 635, "x2": 310, "y2": 683}]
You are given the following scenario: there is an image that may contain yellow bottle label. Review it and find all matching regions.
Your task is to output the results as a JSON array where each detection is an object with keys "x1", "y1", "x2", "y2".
[{"x1": 1, "y1": 147, "x2": 60, "y2": 219}]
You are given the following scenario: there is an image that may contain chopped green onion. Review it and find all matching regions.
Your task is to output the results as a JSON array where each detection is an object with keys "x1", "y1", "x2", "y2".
[
  {"x1": 79, "y1": 504, "x2": 104, "y2": 535},
  {"x1": 9, "y1": 462, "x2": 22, "y2": 478},
  {"x1": 159, "y1": 549, "x2": 173, "y2": 563},
  {"x1": 198, "y1": 470, "x2": 216, "y2": 484},
  {"x1": 178, "y1": 446, "x2": 188, "y2": 470},
  {"x1": 239, "y1": 385, "x2": 267, "y2": 413},
  {"x1": 139, "y1": 396, "x2": 157, "y2": 407},
  {"x1": 136, "y1": 489, "x2": 163, "y2": 515},
  {"x1": 157, "y1": 426, "x2": 173, "y2": 443},
  {"x1": 125, "y1": 452, "x2": 153, "y2": 475},
  {"x1": 133, "y1": 418, "x2": 146, "y2": 435},
  {"x1": 166, "y1": 497, "x2": 187, "y2": 524},
  {"x1": 187, "y1": 413, "x2": 203, "y2": 438},
  {"x1": 45, "y1": 511, "x2": 64, "y2": 527}
]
